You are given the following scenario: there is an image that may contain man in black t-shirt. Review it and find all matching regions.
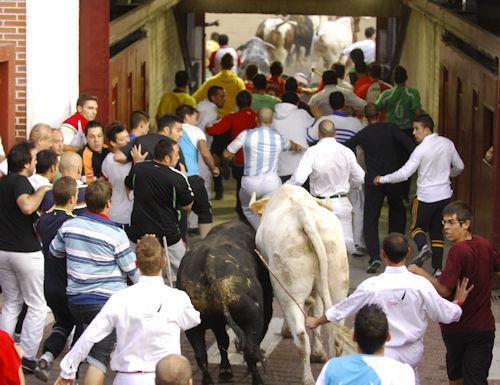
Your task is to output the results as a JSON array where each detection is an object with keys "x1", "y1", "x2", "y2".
[
  {"x1": 125, "y1": 137, "x2": 193, "y2": 282},
  {"x1": 0, "y1": 142, "x2": 51, "y2": 372}
]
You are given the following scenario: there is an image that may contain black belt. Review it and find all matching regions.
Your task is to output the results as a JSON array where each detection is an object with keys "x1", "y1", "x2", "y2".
[{"x1": 316, "y1": 193, "x2": 348, "y2": 199}]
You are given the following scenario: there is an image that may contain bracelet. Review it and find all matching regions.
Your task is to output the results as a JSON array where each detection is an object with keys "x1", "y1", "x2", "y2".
[{"x1": 453, "y1": 299, "x2": 464, "y2": 307}]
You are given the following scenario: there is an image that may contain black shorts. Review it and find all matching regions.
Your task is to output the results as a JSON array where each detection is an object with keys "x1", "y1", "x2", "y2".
[
  {"x1": 441, "y1": 330, "x2": 494, "y2": 384},
  {"x1": 188, "y1": 175, "x2": 212, "y2": 224}
]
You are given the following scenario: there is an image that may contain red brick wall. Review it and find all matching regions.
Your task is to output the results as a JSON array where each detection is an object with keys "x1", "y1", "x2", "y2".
[{"x1": 0, "y1": 1, "x2": 26, "y2": 140}]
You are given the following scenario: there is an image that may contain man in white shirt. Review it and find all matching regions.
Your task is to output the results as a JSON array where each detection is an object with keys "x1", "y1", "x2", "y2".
[
  {"x1": 315, "y1": 304, "x2": 415, "y2": 385},
  {"x1": 28, "y1": 149, "x2": 59, "y2": 191},
  {"x1": 272, "y1": 91, "x2": 314, "y2": 182},
  {"x1": 54, "y1": 235, "x2": 201, "y2": 385},
  {"x1": 342, "y1": 27, "x2": 376, "y2": 64},
  {"x1": 309, "y1": 70, "x2": 366, "y2": 116},
  {"x1": 209, "y1": 34, "x2": 240, "y2": 75},
  {"x1": 307, "y1": 232, "x2": 472, "y2": 385},
  {"x1": 374, "y1": 114, "x2": 464, "y2": 276},
  {"x1": 288, "y1": 119, "x2": 365, "y2": 254},
  {"x1": 101, "y1": 122, "x2": 133, "y2": 227}
]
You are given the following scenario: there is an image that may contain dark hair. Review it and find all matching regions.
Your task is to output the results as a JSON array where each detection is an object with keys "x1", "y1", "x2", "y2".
[
  {"x1": 154, "y1": 138, "x2": 177, "y2": 161},
  {"x1": 394, "y1": 65, "x2": 408, "y2": 84},
  {"x1": 158, "y1": 114, "x2": 182, "y2": 132},
  {"x1": 53, "y1": 176, "x2": 77, "y2": 206},
  {"x1": 284, "y1": 77, "x2": 298, "y2": 92},
  {"x1": 175, "y1": 70, "x2": 189, "y2": 88},
  {"x1": 176, "y1": 105, "x2": 198, "y2": 121},
  {"x1": 220, "y1": 53, "x2": 234, "y2": 70},
  {"x1": 382, "y1": 233, "x2": 409, "y2": 263},
  {"x1": 129, "y1": 110, "x2": 149, "y2": 129},
  {"x1": 281, "y1": 91, "x2": 299, "y2": 105},
  {"x1": 218, "y1": 34, "x2": 229, "y2": 46},
  {"x1": 85, "y1": 179, "x2": 112, "y2": 212},
  {"x1": 236, "y1": 90, "x2": 252, "y2": 108},
  {"x1": 442, "y1": 201, "x2": 473, "y2": 228},
  {"x1": 413, "y1": 114, "x2": 434, "y2": 132},
  {"x1": 252, "y1": 73, "x2": 267, "y2": 90},
  {"x1": 7, "y1": 142, "x2": 35, "y2": 173},
  {"x1": 207, "y1": 85, "x2": 224, "y2": 100},
  {"x1": 245, "y1": 64, "x2": 259, "y2": 80},
  {"x1": 364, "y1": 103, "x2": 379, "y2": 120},
  {"x1": 350, "y1": 48, "x2": 365, "y2": 64},
  {"x1": 369, "y1": 63, "x2": 382, "y2": 79},
  {"x1": 35, "y1": 149, "x2": 58, "y2": 175},
  {"x1": 332, "y1": 63, "x2": 345, "y2": 79},
  {"x1": 270, "y1": 61, "x2": 283, "y2": 77},
  {"x1": 85, "y1": 120, "x2": 103, "y2": 135},
  {"x1": 354, "y1": 304, "x2": 388, "y2": 355},
  {"x1": 365, "y1": 27, "x2": 376, "y2": 38},
  {"x1": 329, "y1": 91, "x2": 345, "y2": 110},
  {"x1": 355, "y1": 61, "x2": 367, "y2": 74},
  {"x1": 322, "y1": 70, "x2": 337, "y2": 86},
  {"x1": 76, "y1": 94, "x2": 98, "y2": 108},
  {"x1": 106, "y1": 122, "x2": 127, "y2": 143}
]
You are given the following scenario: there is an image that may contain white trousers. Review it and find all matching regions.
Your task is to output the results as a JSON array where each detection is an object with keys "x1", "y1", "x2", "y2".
[
  {"x1": 0, "y1": 250, "x2": 47, "y2": 360},
  {"x1": 168, "y1": 239, "x2": 186, "y2": 283},
  {"x1": 240, "y1": 173, "x2": 282, "y2": 230},
  {"x1": 332, "y1": 197, "x2": 355, "y2": 254},
  {"x1": 113, "y1": 372, "x2": 155, "y2": 385},
  {"x1": 348, "y1": 186, "x2": 365, "y2": 248},
  {"x1": 385, "y1": 340, "x2": 424, "y2": 385}
]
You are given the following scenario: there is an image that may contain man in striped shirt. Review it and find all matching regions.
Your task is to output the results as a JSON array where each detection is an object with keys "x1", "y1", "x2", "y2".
[
  {"x1": 50, "y1": 180, "x2": 139, "y2": 385},
  {"x1": 224, "y1": 108, "x2": 300, "y2": 229}
]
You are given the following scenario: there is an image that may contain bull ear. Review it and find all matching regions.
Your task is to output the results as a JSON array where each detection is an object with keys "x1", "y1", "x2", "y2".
[
  {"x1": 236, "y1": 42, "x2": 248, "y2": 51},
  {"x1": 315, "y1": 197, "x2": 334, "y2": 211},
  {"x1": 249, "y1": 193, "x2": 271, "y2": 216}
]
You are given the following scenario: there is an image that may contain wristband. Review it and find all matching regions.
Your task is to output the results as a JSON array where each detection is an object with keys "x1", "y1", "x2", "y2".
[{"x1": 453, "y1": 299, "x2": 464, "y2": 307}]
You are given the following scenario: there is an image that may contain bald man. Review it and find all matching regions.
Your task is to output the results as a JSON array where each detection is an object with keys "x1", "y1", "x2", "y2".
[
  {"x1": 41, "y1": 152, "x2": 87, "y2": 214},
  {"x1": 156, "y1": 354, "x2": 192, "y2": 385},
  {"x1": 29, "y1": 123, "x2": 53, "y2": 151},
  {"x1": 288, "y1": 119, "x2": 365, "y2": 255},
  {"x1": 224, "y1": 107, "x2": 301, "y2": 229}
]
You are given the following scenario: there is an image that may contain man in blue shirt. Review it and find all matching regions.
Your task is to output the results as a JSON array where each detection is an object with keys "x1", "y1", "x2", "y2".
[{"x1": 315, "y1": 304, "x2": 415, "y2": 385}]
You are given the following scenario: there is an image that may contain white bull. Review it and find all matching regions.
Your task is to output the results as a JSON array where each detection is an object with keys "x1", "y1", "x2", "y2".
[
  {"x1": 312, "y1": 17, "x2": 353, "y2": 69},
  {"x1": 251, "y1": 185, "x2": 351, "y2": 385}
]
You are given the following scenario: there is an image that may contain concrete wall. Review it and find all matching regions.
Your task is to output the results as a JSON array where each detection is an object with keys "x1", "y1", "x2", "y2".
[
  {"x1": 26, "y1": 0, "x2": 79, "y2": 133},
  {"x1": 145, "y1": 8, "x2": 185, "y2": 127},
  {"x1": 400, "y1": 9, "x2": 442, "y2": 124}
]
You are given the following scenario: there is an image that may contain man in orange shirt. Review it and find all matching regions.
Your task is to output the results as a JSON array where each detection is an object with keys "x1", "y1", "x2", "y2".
[
  {"x1": 356, "y1": 63, "x2": 392, "y2": 103},
  {"x1": 353, "y1": 61, "x2": 371, "y2": 96},
  {"x1": 266, "y1": 61, "x2": 285, "y2": 97}
]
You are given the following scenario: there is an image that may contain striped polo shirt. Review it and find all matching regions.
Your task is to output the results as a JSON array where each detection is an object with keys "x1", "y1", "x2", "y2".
[
  {"x1": 50, "y1": 211, "x2": 139, "y2": 304},
  {"x1": 227, "y1": 126, "x2": 287, "y2": 176}
]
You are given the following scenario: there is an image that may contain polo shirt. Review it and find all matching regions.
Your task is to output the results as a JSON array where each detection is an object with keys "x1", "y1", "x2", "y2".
[
  {"x1": 125, "y1": 161, "x2": 194, "y2": 245},
  {"x1": 251, "y1": 93, "x2": 280, "y2": 113},
  {"x1": 60, "y1": 111, "x2": 87, "y2": 148},
  {"x1": 375, "y1": 86, "x2": 422, "y2": 130},
  {"x1": 0, "y1": 173, "x2": 40, "y2": 252},
  {"x1": 178, "y1": 124, "x2": 206, "y2": 177},
  {"x1": 156, "y1": 90, "x2": 197, "y2": 119},
  {"x1": 206, "y1": 107, "x2": 257, "y2": 166},
  {"x1": 439, "y1": 235, "x2": 500, "y2": 333},
  {"x1": 41, "y1": 179, "x2": 87, "y2": 215}
]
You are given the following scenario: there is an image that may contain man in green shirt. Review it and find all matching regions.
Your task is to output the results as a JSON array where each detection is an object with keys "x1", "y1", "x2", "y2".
[
  {"x1": 375, "y1": 66, "x2": 424, "y2": 137},
  {"x1": 251, "y1": 74, "x2": 280, "y2": 113}
]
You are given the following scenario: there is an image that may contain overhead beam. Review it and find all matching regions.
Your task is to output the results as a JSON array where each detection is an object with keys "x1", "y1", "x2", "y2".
[{"x1": 178, "y1": 0, "x2": 405, "y2": 17}]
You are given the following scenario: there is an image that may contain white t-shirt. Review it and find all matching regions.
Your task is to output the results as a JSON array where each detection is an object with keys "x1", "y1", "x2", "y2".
[
  {"x1": 343, "y1": 39, "x2": 376, "y2": 63},
  {"x1": 101, "y1": 153, "x2": 133, "y2": 225},
  {"x1": 28, "y1": 174, "x2": 51, "y2": 191}
]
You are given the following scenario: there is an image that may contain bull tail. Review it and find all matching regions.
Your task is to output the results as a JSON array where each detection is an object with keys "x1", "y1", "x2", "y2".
[
  {"x1": 298, "y1": 205, "x2": 333, "y2": 311},
  {"x1": 224, "y1": 308, "x2": 265, "y2": 364}
]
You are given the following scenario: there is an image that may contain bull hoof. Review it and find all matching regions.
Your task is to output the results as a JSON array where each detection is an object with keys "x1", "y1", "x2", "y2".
[
  {"x1": 281, "y1": 323, "x2": 292, "y2": 339},
  {"x1": 219, "y1": 368, "x2": 233, "y2": 383},
  {"x1": 310, "y1": 350, "x2": 328, "y2": 363}
]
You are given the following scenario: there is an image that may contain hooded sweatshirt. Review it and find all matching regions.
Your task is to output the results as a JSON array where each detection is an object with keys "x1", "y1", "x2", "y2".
[
  {"x1": 272, "y1": 102, "x2": 314, "y2": 176},
  {"x1": 193, "y1": 70, "x2": 245, "y2": 117}
]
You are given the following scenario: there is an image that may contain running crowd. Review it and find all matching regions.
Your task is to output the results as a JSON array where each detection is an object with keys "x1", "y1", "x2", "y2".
[{"x1": 0, "y1": 28, "x2": 498, "y2": 385}]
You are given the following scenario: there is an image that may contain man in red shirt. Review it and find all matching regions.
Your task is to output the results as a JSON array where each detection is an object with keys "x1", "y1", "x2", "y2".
[
  {"x1": 409, "y1": 200, "x2": 500, "y2": 385},
  {"x1": 266, "y1": 61, "x2": 285, "y2": 97},
  {"x1": 353, "y1": 61, "x2": 371, "y2": 96},
  {"x1": 244, "y1": 64, "x2": 258, "y2": 92},
  {"x1": 0, "y1": 330, "x2": 24, "y2": 385},
  {"x1": 60, "y1": 95, "x2": 98, "y2": 152},
  {"x1": 355, "y1": 63, "x2": 392, "y2": 103},
  {"x1": 206, "y1": 90, "x2": 257, "y2": 221}
]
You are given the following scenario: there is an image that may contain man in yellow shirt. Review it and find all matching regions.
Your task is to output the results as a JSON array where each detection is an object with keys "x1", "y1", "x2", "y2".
[
  {"x1": 156, "y1": 71, "x2": 197, "y2": 122},
  {"x1": 193, "y1": 54, "x2": 245, "y2": 117}
]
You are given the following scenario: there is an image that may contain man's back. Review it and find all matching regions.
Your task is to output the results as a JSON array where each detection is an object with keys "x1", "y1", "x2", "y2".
[
  {"x1": 309, "y1": 114, "x2": 362, "y2": 143},
  {"x1": 240, "y1": 127, "x2": 286, "y2": 176},
  {"x1": 179, "y1": 124, "x2": 206, "y2": 177},
  {"x1": 375, "y1": 86, "x2": 421, "y2": 130},
  {"x1": 157, "y1": 91, "x2": 196, "y2": 119},
  {"x1": 316, "y1": 354, "x2": 415, "y2": 385},
  {"x1": 251, "y1": 93, "x2": 280, "y2": 113}
]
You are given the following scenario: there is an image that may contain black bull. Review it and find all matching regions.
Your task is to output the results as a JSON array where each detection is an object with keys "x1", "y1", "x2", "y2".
[{"x1": 177, "y1": 221, "x2": 273, "y2": 385}]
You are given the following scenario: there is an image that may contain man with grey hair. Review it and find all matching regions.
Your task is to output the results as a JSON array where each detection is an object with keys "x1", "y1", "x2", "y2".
[
  {"x1": 29, "y1": 123, "x2": 53, "y2": 151},
  {"x1": 224, "y1": 107, "x2": 301, "y2": 229},
  {"x1": 156, "y1": 354, "x2": 193, "y2": 385},
  {"x1": 288, "y1": 119, "x2": 365, "y2": 256}
]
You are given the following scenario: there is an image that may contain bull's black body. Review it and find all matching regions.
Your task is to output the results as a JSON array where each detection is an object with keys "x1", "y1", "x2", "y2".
[
  {"x1": 177, "y1": 221, "x2": 273, "y2": 385},
  {"x1": 291, "y1": 15, "x2": 314, "y2": 59}
]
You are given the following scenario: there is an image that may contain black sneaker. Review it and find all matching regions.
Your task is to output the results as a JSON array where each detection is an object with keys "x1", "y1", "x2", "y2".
[
  {"x1": 366, "y1": 260, "x2": 382, "y2": 274},
  {"x1": 409, "y1": 245, "x2": 432, "y2": 267},
  {"x1": 22, "y1": 357, "x2": 36, "y2": 374}
]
